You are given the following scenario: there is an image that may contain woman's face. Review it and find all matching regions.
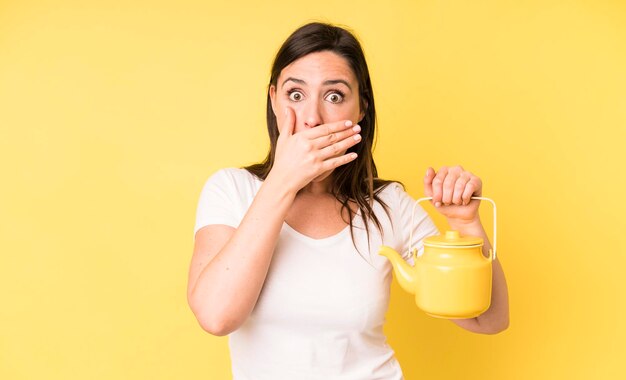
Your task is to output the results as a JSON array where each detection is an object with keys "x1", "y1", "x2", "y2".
[
  {"x1": 269, "y1": 50, "x2": 365, "y2": 183},
  {"x1": 270, "y1": 50, "x2": 364, "y2": 137}
]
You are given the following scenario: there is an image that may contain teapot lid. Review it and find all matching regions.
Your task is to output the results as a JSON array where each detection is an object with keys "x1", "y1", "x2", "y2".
[{"x1": 424, "y1": 230, "x2": 483, "y2": 247}]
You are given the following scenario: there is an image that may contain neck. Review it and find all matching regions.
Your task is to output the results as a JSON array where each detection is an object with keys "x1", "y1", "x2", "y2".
[{"x1": 299, "y1": 172, "x2": 335, "y2": 196}]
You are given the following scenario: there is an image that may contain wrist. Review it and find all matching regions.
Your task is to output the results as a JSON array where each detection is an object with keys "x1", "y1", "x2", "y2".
[
  {"x1": 447, "y1": 216, "x2": 483, "y2": 232},
  {"x1": 265, "y1": 171, "x2": 299, "y2": 199}
]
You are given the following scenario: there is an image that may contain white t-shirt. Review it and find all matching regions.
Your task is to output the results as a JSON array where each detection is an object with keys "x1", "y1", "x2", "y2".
[{"x1": 194, "y1": 167, "x2": 440, "y2": 380}]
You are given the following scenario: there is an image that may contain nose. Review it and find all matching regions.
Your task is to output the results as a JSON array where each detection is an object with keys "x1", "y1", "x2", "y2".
[{"x1": 302, "y1": 100, "x2": 323, "y2": 129}]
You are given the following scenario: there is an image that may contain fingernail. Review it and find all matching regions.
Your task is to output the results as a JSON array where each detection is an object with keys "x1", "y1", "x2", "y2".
[
  {"x1": 345, "y1": 120, "x2": 353, "y2": 127},
  {"x1": 353, "y1": 125, "x2": 361, "y2": 132},
  {"x1": 354, "y1": 134, "x2": 361, "y2": 141},
  {"x1": 435, "y1": 202, "x2": 441, "y2": 207}
]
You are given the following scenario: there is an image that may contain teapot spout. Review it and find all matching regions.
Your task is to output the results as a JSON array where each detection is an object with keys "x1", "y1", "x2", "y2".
[{"x1": 378, "y1": 245, "x2": 417, "y2": 295}]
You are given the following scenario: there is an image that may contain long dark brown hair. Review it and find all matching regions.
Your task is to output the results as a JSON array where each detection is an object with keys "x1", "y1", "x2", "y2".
[{"x1": 244, "y1": 22, "x2": 401, "y2": 255}]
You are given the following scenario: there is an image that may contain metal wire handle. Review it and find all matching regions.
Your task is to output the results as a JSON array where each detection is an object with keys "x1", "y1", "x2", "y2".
[{"x1": 409, "y1": 196, "x2": 497, "y2": 261}]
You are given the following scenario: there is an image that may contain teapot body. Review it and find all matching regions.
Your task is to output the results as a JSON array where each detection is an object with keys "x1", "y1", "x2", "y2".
[
  {"x1": 378, "y1": 196, "x2": 497, "y2": 319},
  {"x1": 415, "y1": 243, "x2": 492, "y2": 318}
]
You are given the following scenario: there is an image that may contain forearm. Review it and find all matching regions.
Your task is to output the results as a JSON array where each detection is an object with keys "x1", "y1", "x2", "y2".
[
  {"x1": 189, "y1": 174, "x2": 296, "y2": 335},
  {"x1": 448, "y1": 217, "x2": 510, "y2": 334}
]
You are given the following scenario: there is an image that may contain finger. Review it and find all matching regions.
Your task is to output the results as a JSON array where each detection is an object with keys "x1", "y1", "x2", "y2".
[
  {"x1": 321, "y1": 152, "x2": 358, "y2": 171},
  {"x1": 441, "y1": 170, "x2": 458, "y2": 206},
  {"x1": 431, "y1": 166, "x2": 448, "y2": 207},
  {"x1": 313, "y1": 122, "x2": 361, "y2": 150},
  {"x1": 304, "y1": 119, "x2": 356, "y2": 140},
  {"x1": 462, "y1": 176, "x2": 482, "y2": 205},
  {"x1": 279, "y1": 107, "x2": 296, "y2": 138},
  {"x1": 423, "y1": 167, "x2": 435, "y2": 199},
  {"x1": 452, "y1": 174, "x2": 471, "y2": 205},
  {"x1": 318, "y1": 131, "x2": 361, "y2": 159}
]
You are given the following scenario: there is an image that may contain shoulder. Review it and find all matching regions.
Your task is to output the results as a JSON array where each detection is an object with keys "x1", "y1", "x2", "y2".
[
  {"x1": 204, "y1": 167, "x2": 260, "y2": 187},
  {"x1": 194, "y1": 168, "x2": 256, "y2": 233},
  {"x1": 374, "y1": 180, "x2": 428, "y2": 219},
  {"x1": 211, "y1": 166, "x2": 255, "y2": 180},
  {"x1": 366, "y1": 181, "x2": 407, "y2": 224},
  {"x1": 202, "y1": 167, "x2": 263, "y2": 205},
  {"x1": 374, "y1": 181, "x2": 406, "y2": 206},
  {"x1": 196, "y1": 167, "x2": 261, "y2": 213}
]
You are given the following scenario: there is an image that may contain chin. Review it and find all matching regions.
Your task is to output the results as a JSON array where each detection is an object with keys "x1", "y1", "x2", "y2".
[{"x1": 312, "y1": 170, "x2": 333, "y2": 182}]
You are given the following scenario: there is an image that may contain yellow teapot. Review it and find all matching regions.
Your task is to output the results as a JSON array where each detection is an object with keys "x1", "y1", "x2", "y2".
[{"x1": 378, "y1": 197, "x2": 497, "y2": 319}]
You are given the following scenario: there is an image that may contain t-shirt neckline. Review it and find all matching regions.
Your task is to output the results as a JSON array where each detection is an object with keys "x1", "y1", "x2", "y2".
[{"x1": 282, "y1": 221, "x2": 352, "y2": 246}]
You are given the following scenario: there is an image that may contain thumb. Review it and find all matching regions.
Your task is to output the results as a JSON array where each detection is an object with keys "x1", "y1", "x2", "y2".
[
  {"x1": 423, "y1": 167, "x2": 435, "y2": 198},
  {"x1": 279, "y1": 107, "x2": 296, "y2": 138}
]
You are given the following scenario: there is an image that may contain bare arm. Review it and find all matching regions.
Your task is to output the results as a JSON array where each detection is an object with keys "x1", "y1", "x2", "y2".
[
  {"x1": 448, "y1": 219, "x2": 510, "y2": 334},
  {"x1": 187, "y1": 174, "x2": 296, "y2": 336}
]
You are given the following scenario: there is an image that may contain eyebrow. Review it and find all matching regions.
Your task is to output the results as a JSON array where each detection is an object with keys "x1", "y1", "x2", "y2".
[{"x1": 281, "y1": 77, "x2": 352, "y2": 90}]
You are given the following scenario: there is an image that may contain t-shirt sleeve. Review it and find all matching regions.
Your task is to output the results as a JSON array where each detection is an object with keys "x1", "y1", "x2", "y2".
[
  {"x1": 193, "y1": 168, "x2": 241, "y2": 236},
  {"x1": 389, "y1": 183, "x2": 440, "y2": 264}
]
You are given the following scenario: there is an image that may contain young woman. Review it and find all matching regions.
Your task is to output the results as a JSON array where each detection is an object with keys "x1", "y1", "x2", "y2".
[{"x1": 188, "y1": 22, "x2": 509, "y2": 379}]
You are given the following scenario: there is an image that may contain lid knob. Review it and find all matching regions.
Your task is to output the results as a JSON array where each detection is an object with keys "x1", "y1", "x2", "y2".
[{"x1": 445, "y1": 230, "x2": 461, "y2": 240}]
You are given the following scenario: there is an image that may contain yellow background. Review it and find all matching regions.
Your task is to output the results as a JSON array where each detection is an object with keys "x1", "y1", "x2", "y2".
[{"x1": 1, "y1": 0, "x2": 625, "y2": 378}]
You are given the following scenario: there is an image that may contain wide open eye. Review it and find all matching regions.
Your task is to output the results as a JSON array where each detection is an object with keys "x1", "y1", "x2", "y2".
[
  {"x1": 288, "y1": 90, "x2": 304, "y2": 102},
  {"x1": 325, "y1": 91, "x2": 344, "y2": 104}
]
